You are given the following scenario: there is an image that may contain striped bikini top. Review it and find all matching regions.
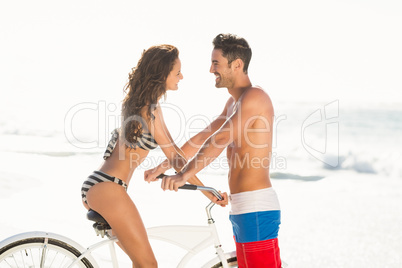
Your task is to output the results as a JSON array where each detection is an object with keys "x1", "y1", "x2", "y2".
[{"x1": 103, "y1": 128, "x2": 158, "y2": 160}]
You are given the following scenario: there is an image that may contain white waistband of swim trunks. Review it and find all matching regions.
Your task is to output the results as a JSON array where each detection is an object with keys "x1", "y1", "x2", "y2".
[{"x1": 229, "y1": 187, "x2": 280, "y2": 215}]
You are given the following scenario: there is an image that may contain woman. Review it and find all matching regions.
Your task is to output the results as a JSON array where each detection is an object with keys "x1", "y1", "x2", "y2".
[{"x1": 81, "y1": 45, "x2": 219, "y2": 267}]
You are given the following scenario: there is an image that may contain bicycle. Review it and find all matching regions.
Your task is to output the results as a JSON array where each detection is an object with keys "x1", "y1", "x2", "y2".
[{"x1": 0, "y1": 183, "x2": 238, "y2": 268}]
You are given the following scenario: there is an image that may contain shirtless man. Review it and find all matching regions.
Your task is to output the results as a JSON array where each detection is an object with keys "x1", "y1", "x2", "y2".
[{"x1": 145, "y1": 34, "x2": 281, "y2": 267}]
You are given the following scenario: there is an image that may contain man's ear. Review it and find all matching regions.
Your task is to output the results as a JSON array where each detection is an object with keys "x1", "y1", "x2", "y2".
[{"x1": 233, "y1": 58, "x2": 244, "y2": 72}]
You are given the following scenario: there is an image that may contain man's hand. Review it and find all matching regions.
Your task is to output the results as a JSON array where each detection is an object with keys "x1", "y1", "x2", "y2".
[
  {"x1": 209, "y1": 191, "x2": 229, "y2": 207},
  {"x1": 162, "y1": 174, "x2": 229, "y2": 207},
  {"x1": 161, "y1": 173, "x2": 187, "y2": 191}
]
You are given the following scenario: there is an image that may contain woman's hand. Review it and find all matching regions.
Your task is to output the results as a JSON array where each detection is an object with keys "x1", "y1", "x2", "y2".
[
  {"x1": 144, "y1": 158, "x2": 171, "y2": 183},
  {"x1": 144, "y1": 168, "x2": 162, "y2": 183}
]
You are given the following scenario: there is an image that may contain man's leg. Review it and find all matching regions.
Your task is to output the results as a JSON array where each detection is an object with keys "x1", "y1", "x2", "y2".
[{"x1": 235, "y1": 237, "x2": 281, "y2": 268}]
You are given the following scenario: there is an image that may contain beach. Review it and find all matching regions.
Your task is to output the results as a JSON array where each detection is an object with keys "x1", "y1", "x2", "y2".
[{"x1": 1, "y1": 130, "x2": 401, "y2": 267}]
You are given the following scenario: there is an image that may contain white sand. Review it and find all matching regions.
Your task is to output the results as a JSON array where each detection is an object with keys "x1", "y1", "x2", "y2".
[{"x1": 1, "y1": 151, "x2": 401, "y2": 267}]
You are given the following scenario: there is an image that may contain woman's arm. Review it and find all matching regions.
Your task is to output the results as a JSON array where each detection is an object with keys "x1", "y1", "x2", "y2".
[
  {"x1": 145, "y1": 99, "x2": 230, "y2": 177},
  {"x1": 145, "y1": 115, "x2": 227, "y2": 177},
  {"x1": 145, "y1": 104, "x2": 228, "y2": 205}
]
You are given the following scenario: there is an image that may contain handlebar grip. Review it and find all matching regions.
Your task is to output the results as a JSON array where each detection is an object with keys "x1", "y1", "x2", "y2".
[
  {"x1": 157, "y1": 173, "x2": 223, "y2": 201},
  {"x1": 178, "y1": 184, "x2": 198, "y2": 190},
  {"x1": 156, "y1": 173, "x2": 166, "y2": 179}
]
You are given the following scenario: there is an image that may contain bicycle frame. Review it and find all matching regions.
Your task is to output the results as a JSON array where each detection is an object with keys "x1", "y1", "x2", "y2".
[
  {"x1": 67, "y1": 235, "x2": 117, "y2": 268},
  {"x1": 147, "y1": 202, "x2": 232, "y2": 268},
  {"x1": 0, "y1": 183, "x2": 237, "y2": 268},
  {"x1": 68, "y1": 202, "x2": 234, "y2": 268}
]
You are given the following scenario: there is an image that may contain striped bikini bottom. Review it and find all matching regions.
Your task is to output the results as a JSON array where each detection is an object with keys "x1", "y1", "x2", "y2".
[{"x1": 81, "y1": 170, "x2": 128, "y2": 205}]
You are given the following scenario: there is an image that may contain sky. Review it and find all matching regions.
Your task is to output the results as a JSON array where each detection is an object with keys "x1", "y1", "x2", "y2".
[{"x1": 1, "y1": 0, "x2": 401, "y2": 138}]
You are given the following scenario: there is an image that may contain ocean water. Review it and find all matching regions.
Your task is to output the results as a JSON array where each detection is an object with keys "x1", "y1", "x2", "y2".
[
  {"x1": 272, "y1": 101, "x2": 402, "y2": 178},
  {"x1": 0, "y1": 100, "x2": 401, "y2": 267},
  {"x1": 1, "y1": 100, "x2": 400, "y2": 177}
]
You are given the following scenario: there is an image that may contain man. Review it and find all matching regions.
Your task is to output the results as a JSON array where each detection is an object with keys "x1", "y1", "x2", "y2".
[{"x1": 146, "y1": 33, "x2": 281, "y2": 268}]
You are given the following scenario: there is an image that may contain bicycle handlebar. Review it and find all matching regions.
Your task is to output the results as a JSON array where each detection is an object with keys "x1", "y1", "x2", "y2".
[{"x1": 157, "y1": 174, "x2": 223, "y2": 201}]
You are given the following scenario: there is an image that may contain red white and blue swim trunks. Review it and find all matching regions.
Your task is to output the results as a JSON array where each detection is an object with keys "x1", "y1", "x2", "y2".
[{"x1": 229, "y1": 188, "x2": 281, "y2": 268}]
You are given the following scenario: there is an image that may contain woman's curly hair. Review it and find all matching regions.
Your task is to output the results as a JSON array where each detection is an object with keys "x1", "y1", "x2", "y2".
[{"x1": 121, "y1": 44, "x2": 179, "y2": 146}]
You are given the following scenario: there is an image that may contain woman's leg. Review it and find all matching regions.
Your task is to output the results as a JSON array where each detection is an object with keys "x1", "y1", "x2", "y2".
[{"x1": 86, "y1": 182, "x2": 157, "y2": 268}]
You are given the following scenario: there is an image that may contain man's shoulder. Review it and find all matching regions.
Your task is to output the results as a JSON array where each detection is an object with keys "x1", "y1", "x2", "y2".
[{"x1": 241, "y1": 86, "x2": 272, "y2": 106}]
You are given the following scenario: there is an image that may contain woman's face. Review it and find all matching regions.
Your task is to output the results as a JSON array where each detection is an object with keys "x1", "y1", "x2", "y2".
[{"x1": 166, "y1": 58, "x2": 183, "y2": 91}]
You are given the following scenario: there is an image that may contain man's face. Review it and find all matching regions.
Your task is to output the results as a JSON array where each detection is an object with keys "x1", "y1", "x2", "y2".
[{"x1": 210, "y1": 49, "x2": 234, "y2": 88}]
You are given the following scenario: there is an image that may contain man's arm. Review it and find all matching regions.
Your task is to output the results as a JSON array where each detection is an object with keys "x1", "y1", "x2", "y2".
[
  {"x1": 145, "y1": 104, "x2": 227, "y2": 205},
  {"x1": 144, "y1": 99, "x2": 230, "y2": 180},
  {"x1": 180, "y1": 107, "x2": 229, "y2": 158},
  {"x1": 161, "y1": 88, "x2": 269, "y2": 191}
]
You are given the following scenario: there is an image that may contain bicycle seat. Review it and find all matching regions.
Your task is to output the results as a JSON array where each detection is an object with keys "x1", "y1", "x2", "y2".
[
  {"x1": 87, "y1": 209, "x2": 109, "y2": 224},
  {"x1": 87, "y1": 210, "x2": 112, "y2": 238}
]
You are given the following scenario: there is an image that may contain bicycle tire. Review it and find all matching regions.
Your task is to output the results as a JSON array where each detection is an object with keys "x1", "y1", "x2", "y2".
[
  {"x1": 0, "y1": 236, "x2": 94, "y2": 268},
  {"x1": 211, "y1": 256, "x2": 238, "y2": 268}
]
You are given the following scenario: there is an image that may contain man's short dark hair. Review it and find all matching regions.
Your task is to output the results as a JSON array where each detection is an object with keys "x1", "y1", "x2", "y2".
[{"x1": 212, "y1": 33, "x2": 252, "y2": 74}]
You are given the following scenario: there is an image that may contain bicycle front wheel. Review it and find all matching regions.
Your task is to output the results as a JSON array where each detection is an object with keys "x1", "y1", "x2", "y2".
[
  {"x1": 211, "y1": 256, "x2": 237, "y2": 268},
  {"x1": 0, "y1": 237, "x2": 93, "y2": 268}
]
